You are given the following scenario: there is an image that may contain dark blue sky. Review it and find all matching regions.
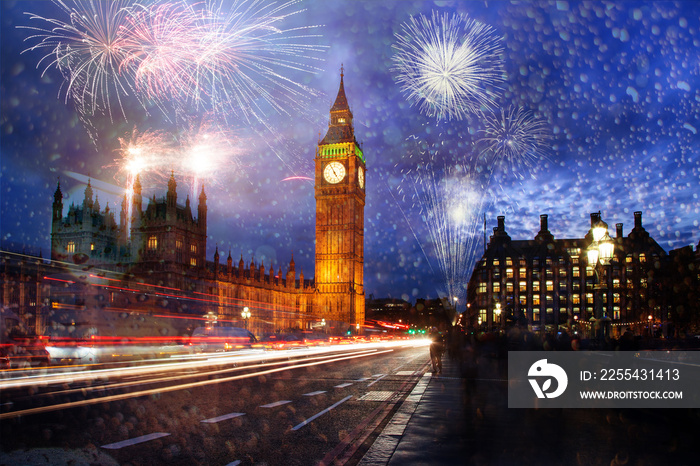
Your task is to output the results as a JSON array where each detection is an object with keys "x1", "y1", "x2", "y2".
[{"x1": 2, "y1": 1, "x2": 699, "y2": 304}]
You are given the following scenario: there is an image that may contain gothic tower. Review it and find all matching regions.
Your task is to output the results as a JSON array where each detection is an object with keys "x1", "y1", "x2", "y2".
[{"x1": 314, "y1": 68, "x2": 366, "y2": 330}]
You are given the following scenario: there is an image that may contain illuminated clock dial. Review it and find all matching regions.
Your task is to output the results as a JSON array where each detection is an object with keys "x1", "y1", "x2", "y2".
[
  {"x1": 323, "y1": 161, "x2": 346, "y2": 184},
  {"x1": 358, "y1": 166, "x2": 365, "y2": 189}
]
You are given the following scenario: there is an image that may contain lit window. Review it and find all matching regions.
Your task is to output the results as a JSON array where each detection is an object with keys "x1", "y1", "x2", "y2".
[
  {"x1": 190, "y1": 258, "x2": 197, "y2": 266},
  {"x1": 176, "y1": 239, "x2": 183, "y2": 250},
  {"x1": 90, "y1": 243, "x2": 95, "y2": 251},
  {"x1": 573, "y1": 294, "x2": 580, "y2": 304},
  {"x1": 67, "y1": 241, "x2": 75, "y2": 253},
  {"x1": 613, "y1": 308, "x2": 620, "y2": 320},
  {"x1": 519, "y1": 282, "x2": 527, "y2": 292},
  {"x1": 573, "y1": 267, "x2": 580, "y2": 278},
  {"x1": 519, "y1": 296, "x2": 527, "y2": 305},
  {"x1": 533, "y1": 308, "x2": 540, "y2": 321},
  {"x1": 493, "y1": 259, "x2": 500, "y2": 267},
  {"x1": 533, "y1": 281, "x2": 540, "y2": 292},
  {"x1": 586, "y1": 266, "x2": 594, "y2": 277},
  {"x1": 506, "y1": 268, "x2": 514, "y2": 279},
  {"x1": 533, "y1": 295, "x2": 540, "y2": 306},
  {"x1": 191, "y1": 244, "x2": 197, "y2": 253},
  {"x1": 586, "y1": 293, "x2": 593, "y2": 304},
  {"x1": 639, "y1": 254, "x2": 646, "y2": 263},
  {"x1": 546, "y1": 280, "x2": 554, "y2": 291},
  {"x1": 148, "y1": 235, "x2": 157, "y2": 251},
  {"x1": 493, "y1": 282, "x2": 500, "y2": 293},
  {"x1": 506, "y1": 257, "x2": 513, "y2": 266},
  {"x1": 478, "y1": 283, "x2": 487, "y2": 294},
  {"x1": 506, "y1": 282, "x2": 514, "y2": 293}
]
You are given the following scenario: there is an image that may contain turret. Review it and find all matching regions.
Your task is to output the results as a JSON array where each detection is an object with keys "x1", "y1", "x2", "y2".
[
  {"x1": 286, "y1": 255, "x2": 296, "y2": 288},
  {"x1": 132, "y1": 174, "x2": 142, "y2": 224},
  {"x1": 167, "y1": 171, "x2": 177, "y2": 204},
  {"x1": 52, "y1": 181, "x2": 63, "y2": 223},
  {"x1": 198, "y1": 185, "x2": 207, "y2": 235},
  {"x1": 227, "y1": 250, "x2": 233, "y2": 275},
  {"x1": 83, "y1": 179, "x2": 94, "y2": 211},
  {"x1": 214, "y1": 246, "x2": 219, "y2": 277}
]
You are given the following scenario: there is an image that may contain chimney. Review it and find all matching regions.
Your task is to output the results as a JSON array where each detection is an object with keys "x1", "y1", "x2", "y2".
[
  {"x1": 497, "y1": 216, "x2": 505, "y2": 231},
  {"x1": 540, "y1": 214, "x2": 548, "y2": 232},
  {"x1": 634, "y1": 211, "x2": 642, "y2": 230},
  {"x1": 590, "y1": 212, "x2": 601, "y2": 227},
  {"x1": 616, "y1": 223, "x2": 623, "y2": 238}
]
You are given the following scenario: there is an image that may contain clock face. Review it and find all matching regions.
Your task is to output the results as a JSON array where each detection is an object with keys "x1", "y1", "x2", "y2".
[
  {"x1": 358, "y1": 167, "x2": 365, "y2": 189},
  {"x1": 323, "y1": 161, "x2": 346, "y2": 184}
]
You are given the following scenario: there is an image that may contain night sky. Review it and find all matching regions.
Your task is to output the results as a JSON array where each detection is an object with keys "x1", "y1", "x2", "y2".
[{"x1": 1, "y1": 1, "x2": 699, "y2": 305}]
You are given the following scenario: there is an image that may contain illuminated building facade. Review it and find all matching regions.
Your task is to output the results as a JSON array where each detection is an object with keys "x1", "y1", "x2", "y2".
[
  {"x1": 466, "y1": 212, "x2": 672, "y2": 338},
  {"x1": 44, "y1": 72, "x2": 365, "y2": 336}
]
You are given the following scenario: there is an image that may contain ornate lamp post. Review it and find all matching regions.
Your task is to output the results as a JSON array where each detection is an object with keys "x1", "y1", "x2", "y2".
[
  {"x1": 241, "y1": 307, "x2": 251, "y2": 330},
  {"x1": 586, "y1": 218, "x2": 615, "y2": 343}
]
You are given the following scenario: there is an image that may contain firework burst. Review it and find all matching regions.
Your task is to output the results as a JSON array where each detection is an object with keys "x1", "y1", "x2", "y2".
[
  {"x1": 477, "y1": 106, "x2": 552, "y2": 180},
  {"x1": 397, "y1": 143, "x2": 492, "y2": 304},
  {"x1": 21, "y1": 0, "x2": 138, "y2": 121},
  {"x1": 20, "y1": 0, "x2": 327, "y2": 128},
  {"x1": 391, "y1": 10, "x2": 505, "y2": 121},
  {"x1": 113, "y1": 122, "x2": 241, "y2": 198}
]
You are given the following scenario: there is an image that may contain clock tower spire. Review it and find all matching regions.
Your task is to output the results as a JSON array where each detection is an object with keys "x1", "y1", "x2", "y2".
[{"x1": 314, "y1": 67, "x2": 366, "y2": 333}]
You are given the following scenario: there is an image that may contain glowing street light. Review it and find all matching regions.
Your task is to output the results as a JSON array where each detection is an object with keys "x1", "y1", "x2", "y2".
[
  {"x1": 241, "y1": 307, "x2": 251, "y2": 330},
  {"x1": 494, "y1": 302, "x2": 502, "y2": 331},
  {"x1": 586, "y1": 214, "x2": 615, "y2": 342}
]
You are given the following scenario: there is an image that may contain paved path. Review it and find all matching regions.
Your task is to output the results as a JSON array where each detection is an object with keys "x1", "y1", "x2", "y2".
[{"x1": 361, "y1": 353, "x2": 699, "y2": 466}]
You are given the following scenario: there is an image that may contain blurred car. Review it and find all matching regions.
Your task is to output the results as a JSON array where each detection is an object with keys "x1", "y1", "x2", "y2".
[
  {"x1": 189, "y1": 326, "x2": 257, "y2": 353},
  {"x1": 301, "y1": 332, "x2": 330, "y2": 347},
  {"x1": 0, "y1": 336, "x2": 51, "y2": 369},
  {"x1": 258, "y1": 333, "x2": 308, "y2": 350}
]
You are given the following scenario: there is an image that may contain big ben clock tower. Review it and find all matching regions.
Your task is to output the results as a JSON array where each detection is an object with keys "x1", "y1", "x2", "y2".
[{"x1": 315, "y1": 68, "x2": 366, "y2": 331}]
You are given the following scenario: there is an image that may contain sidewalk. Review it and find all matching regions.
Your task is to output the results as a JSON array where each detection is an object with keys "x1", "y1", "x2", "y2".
[{"x1": 359, "y1": 355, "x2": 468, "y2": 465}]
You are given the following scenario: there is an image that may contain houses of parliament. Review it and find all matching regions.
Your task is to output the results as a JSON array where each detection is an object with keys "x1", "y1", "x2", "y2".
[{"x1": 2, "y1": 72, "x2": 366, "y2": 337}]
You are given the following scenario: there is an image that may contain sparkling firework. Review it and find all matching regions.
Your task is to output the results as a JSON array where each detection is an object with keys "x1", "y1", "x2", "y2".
[
  {"x1": 477, "y1": 107, "x2": 552, "y2": 180},
  {"x1": 20, "y1": 0, "x2": 327, "y2": 126},
  {"x1": 114, "y1": 124, "x2": 241, "y2": 198},
  {"x1": 391, "y1": 11, "x2": 505, "y2": 121},
  {"x1": 397, "y1": 143, "x2": 492, "y2": 304},
  {"x1": 20, "y1": 0, "x2": 138, "y2": 121}
]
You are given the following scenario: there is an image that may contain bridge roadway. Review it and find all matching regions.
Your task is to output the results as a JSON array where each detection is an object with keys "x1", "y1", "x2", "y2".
[{"x1": 2, "y1": 342, "x2": 699, "y2": 465}]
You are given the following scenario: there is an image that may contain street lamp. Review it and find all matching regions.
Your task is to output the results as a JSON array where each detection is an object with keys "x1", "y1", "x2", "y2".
[
  {"x1": 586, "y1": 217, "x2": 615, "y2": 343},
  {"x1": 494, "y1": 302, "x2": 502, "y2": 332},
  {"x1": 241, "y1": 307, "x2": 251, "y2": 330},
  {"x1": 648, "y1": 314, "x2": 653, "y2": 339}
]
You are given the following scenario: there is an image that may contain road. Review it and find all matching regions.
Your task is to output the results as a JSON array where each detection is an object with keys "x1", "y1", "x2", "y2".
[{"x1": 0, "y1": 342, "x2": 431, "y2": 465}]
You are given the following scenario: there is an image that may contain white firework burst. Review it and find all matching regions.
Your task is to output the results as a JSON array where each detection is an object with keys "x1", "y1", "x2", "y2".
[
  {"x1": 391, "y1": 10, "x2": 505, "y2": 121},
  {"x1": 478, "y1": 107, "x2": 552, "y2": 179}
]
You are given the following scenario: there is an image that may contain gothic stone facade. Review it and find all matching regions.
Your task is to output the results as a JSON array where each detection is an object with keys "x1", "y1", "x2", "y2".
[{"x1": 47, "y1": 73, "x2": 365, "y2": 336}]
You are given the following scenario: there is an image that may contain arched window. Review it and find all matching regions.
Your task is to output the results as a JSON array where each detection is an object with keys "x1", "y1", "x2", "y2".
[{"x1": 148, "y1": 235, "x2": 158, "y2": 251}]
